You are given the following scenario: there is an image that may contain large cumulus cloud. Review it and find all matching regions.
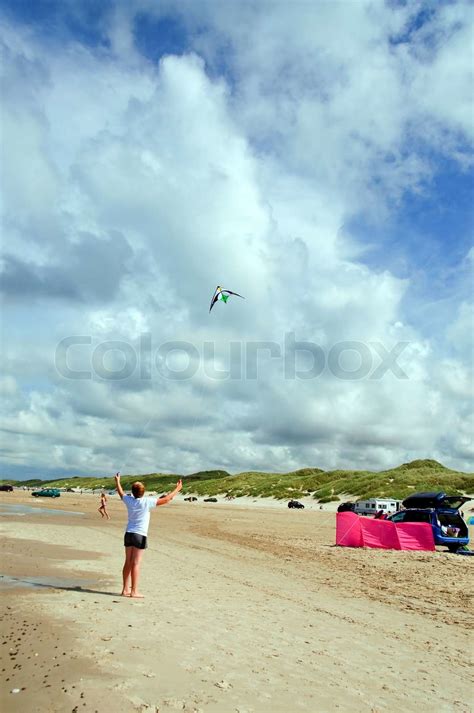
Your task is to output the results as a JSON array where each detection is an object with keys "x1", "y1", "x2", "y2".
[{"x1": 0, "y1": 2, "x2": 472, "y2": 478}]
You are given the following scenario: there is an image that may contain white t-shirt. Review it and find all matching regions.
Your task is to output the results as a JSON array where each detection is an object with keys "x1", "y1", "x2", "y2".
[{"x1": 122, "y1": 495, "x2": 157, "y2": 536}]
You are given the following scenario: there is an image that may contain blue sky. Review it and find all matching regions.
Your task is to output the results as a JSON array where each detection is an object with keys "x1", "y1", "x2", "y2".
[
  {"x1": 349, "y1": 153, "x2": 473, "y2": 285},
  {"x1": 1, "y1": 0, "x2": 472, "y2": 479},
  {"x1": 133, "y1": 12, "x2": 190, "y2": 60},
  {"x1": 1, "y1": 0, "x2": 113, "y2": 47}
]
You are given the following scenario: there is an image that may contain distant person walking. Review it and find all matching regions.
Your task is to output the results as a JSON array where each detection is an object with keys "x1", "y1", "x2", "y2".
[
  {"x1": 114, "y1": 472, "x2": 182, "y2": 598},
  {"x1": 98, "y1": 491, "x2": 110, "y2": 520}
]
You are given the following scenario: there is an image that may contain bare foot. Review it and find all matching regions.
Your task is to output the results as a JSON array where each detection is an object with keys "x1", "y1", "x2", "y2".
[
  {"x1": 130, "y1": 592, "x2": 145, "y2": 599},
  {"x1": 121, "y1": 590, "x2": 131, "y2": 597}
]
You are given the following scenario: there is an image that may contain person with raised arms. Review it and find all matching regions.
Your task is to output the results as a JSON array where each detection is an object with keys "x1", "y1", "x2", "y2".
[{"x1": 114, "y1": 472, "x2": 182, "y2": 598}]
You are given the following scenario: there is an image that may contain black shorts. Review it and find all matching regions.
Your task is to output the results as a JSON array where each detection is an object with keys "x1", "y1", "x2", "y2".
[{"x1": 124, "y1": 532, "x2": 148, "y2": 549}]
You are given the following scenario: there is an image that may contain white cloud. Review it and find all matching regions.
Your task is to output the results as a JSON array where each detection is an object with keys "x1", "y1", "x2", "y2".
[
  {"x1": 0, "y1": 5, "x2": 473, "y2": 478},
  {"x1": 185, "y1": 0, "x2": 472, "y2": 214},
  {"x1": 447, "y1": 301, "x2": 474, "y2": 358}
]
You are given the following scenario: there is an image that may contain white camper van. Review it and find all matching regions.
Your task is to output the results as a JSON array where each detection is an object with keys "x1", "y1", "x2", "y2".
[{"x1": 354, "y1": 498, "x2": 402, "y2": 515}]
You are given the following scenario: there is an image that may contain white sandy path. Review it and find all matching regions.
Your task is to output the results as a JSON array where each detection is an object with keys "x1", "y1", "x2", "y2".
[{"x1": 1, "y1": 500, "x2": 473, "y2": 713}]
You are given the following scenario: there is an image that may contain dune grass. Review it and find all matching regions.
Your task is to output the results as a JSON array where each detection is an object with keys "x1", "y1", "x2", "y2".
[{"x1": 2, "y1": 459, "x2": 472, "y2": 501}]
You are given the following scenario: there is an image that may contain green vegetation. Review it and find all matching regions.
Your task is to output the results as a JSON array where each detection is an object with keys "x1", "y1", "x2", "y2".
[{"x1": 1, "y1": 460, "x2": 472, "y2": 501}]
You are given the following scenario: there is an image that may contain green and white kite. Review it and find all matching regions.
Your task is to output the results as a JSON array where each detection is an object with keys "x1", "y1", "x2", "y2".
[{"x1": 209, "y1": 285, "x2": 245, "y2": 312}]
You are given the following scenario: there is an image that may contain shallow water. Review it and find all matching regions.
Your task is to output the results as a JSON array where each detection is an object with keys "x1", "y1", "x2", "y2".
[{"x1": 0, "y1": 503, "x2": 84, "y2": 517}]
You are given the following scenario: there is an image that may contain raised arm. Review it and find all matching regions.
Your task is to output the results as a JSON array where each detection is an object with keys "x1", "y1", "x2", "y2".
[
  {"x1": 114, "y1": 472, "x2": 125, "y2": 500},
  {"x1": 156, "y1": 479, "x2": 182, "y2": 506}
]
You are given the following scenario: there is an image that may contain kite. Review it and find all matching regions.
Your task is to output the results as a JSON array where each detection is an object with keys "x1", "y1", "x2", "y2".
[{"x1": 209, "y1": 285, "x2": 245, "y2": 312}]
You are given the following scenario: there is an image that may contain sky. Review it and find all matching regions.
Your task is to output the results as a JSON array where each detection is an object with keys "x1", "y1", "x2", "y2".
[{"x1": 0, "y1": 0, "x2": 473, "y2": 479}]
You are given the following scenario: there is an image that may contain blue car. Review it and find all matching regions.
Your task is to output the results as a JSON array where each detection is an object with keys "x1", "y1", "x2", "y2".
[
  {"x1": 388, "y1": 492, "x2": 471, "y2": 552},
  {"x1": 32, "y1": 488, "x2": 61, "y2": 498}
]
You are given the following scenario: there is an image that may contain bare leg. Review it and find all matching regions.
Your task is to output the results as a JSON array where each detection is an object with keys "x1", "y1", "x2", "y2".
[
  {"x1": 130, "y1": 548, "x2": 145, "y2": 598},
  {"x1": 98, "y1": 507, "x2": 104, "y2": 518},
  {"x1": 122, "y1": 547, "x2": 133, "y2": 596}
]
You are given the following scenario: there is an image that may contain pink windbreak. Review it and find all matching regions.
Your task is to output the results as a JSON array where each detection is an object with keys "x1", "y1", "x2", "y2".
[
  {"x1": 335, "y1": 512, "x2": 435, "y2": 551},
  {"x1": 335, "y1": 512, "x2": 363, "y2": 547}
]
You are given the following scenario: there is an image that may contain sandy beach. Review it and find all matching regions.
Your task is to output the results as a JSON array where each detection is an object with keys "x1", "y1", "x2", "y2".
[{"x1": 1, "y1": 491, "x2": 473, "y2": 713}]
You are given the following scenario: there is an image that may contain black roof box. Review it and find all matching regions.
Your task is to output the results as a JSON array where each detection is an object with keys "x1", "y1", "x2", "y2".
[{"x1": 402, "y1": 492, "x2": 470, "y2": 510}]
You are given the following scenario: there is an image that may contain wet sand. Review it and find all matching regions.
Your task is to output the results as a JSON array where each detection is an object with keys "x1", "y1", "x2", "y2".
[{"x1": 1, "y1": 491, "x2": 473, "y2": 712}]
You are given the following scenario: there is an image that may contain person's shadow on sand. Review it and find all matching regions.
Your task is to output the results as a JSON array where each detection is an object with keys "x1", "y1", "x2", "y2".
[{"x1": 3, "y1": 576, "x2": 122, "y2": 597}]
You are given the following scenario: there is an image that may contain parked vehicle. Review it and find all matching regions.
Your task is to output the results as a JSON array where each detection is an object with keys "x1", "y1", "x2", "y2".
[
  {"x1": 204, "y1": 497, "x2": 218, "y2": 503},
  {"x1": 337, "y1": 502, "x2": 355, "y2": 513},
  {"x1": 387, "y1": 492, "x2": 471, "y2": 552},
  {"x1": 288, "y1": 500, "x2": 304, "y2": 509},
  {"x1": 354, "y1": 498, "x2": 402, "y2": 516},
  {"x1": 0, "y1": 484, "x2": 14, "y2": 492},
  {"x1": 32, "y1": 488, "x2": 61, "y2": 498}
]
